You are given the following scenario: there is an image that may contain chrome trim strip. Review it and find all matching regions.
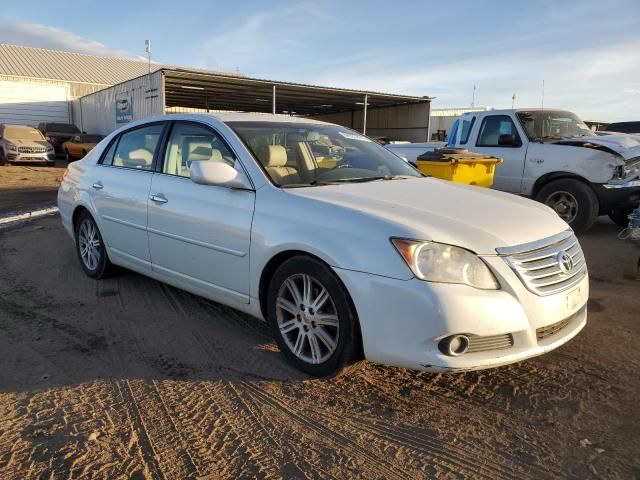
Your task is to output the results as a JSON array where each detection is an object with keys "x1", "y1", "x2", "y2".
[
  {"x1": 102, "y1": 215, "x2": 147, "y2": 232},
  {"x1": 495, "y1": 229, "x2": 573, "y2": 256},
  {"x1": 147, "y1": 227, "x2": 246, "y2": 257}
]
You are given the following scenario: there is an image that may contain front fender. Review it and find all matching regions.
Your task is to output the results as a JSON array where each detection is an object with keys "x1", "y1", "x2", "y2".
[
  {"x1": 248, "y1": 186, "x2": 413, "y2": 299},
  {"x1": 523, "y1": 143, "x2": 623, "y2": 194}
]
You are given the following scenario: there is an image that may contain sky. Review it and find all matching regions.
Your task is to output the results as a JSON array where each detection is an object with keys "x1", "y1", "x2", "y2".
[{"x1": 1, "y1": 0, "x2": 639, "y2": 121}]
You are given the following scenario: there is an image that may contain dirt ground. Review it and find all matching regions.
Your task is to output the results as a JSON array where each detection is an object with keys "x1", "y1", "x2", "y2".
[
  {"x1": 0, "y1": 161, "x2": 66, "y2": 214},
  {"x1": 0, "y1": 214, "x2": 638, "y2": 480}
]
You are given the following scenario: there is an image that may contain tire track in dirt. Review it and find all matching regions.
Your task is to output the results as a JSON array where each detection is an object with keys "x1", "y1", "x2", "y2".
[
  {"x1": 240, "y1": 381, "x2": 417, "y2": 480},
  {"x1": 342, "y1": 368, "x2": 557, "y2": 478}
]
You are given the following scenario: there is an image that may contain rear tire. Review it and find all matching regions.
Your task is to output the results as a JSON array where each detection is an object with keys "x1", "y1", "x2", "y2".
[
  {"x1": 74, "y1": 211, "x2": 115, "y2": 279},
  {"x1": 536, "y1": 179, "x2": 598, "y2": 234},
  {"x1": 608, "y1": 207, "x2": 633, "y2": 228},
  {"x1": 266, "y1": 255, "x2": 361, "y2": 377}
]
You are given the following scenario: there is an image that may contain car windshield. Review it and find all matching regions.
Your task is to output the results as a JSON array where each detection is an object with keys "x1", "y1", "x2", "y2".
[
  {"x1": 516, "y1": 110, "x2": 595, "y2": 141},
  {"x1": 46, "y1": 123, "x2": 81, "y2": 134},
  {"x1": 80, "y1": 135, "x2": 104, "y2": 143},
  {"x1": 229, "y1": 121, "x2": 421, "y2": 187},
  {"x1": 4, "y1": 126, "x2": 46, "y2": 141}
]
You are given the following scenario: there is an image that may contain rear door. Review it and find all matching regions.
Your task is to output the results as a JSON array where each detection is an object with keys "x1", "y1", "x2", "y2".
[
  {"x1": 471, "y1": 115, "x2": 527, "y2": 192},
  {"x1": 147, "y1": 121, "x2": 255, "y2": 302},
  {"x1": 91, "y1": 122, "x2": 165, "y2": 270}
]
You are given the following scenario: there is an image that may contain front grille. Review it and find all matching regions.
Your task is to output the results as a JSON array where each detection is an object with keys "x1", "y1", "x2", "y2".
[
  {"x1": 537, "y1": 316, "x2": 572, "y2": 341},
  {"x1": 497, "y1": 231, "x2": 587, "y2": 296},
  {"x1": 467, "y1": 333, "x2": 514, "y2": 353},
  {"x1": 18, "y1": 146, "x2": 47, "y2": 153}
]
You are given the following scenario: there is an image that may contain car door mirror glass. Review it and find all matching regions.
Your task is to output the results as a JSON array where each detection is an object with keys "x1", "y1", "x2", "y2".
[{"x1": 190, "y1": 161, "x2": 252, "y2": 189}]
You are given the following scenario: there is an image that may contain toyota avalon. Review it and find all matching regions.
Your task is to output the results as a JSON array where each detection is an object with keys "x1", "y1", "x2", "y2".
[{"x1": 57, "y1": 113, "x2": 588, "y2": 376}]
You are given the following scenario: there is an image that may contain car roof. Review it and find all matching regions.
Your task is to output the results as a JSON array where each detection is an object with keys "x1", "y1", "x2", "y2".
[{"x1": 139, "y1": 112, "x2": 332, "y2": 126}]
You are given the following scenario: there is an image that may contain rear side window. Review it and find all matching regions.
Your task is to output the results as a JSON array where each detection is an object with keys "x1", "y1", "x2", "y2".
[
  {"x1": 460, "y1": 117, "x2": 475, "y2": 145},
  {"x1": 100, "y1": 138, "x2": 119, "y2": 165},
  {"x1": 446, "y1": 120, "x2": 459, "y2": 146},
  {"x1": 476, "y1": 115, "x2": 521, "y2": 147},
  {"x1": 107, "y1": 124, "x2": 163, "y2": 170},
  {"x1": 162, "y1": 122, "x2": 236, "y2": 178}
]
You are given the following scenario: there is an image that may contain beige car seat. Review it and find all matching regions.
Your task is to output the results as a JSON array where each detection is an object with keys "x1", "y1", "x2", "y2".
[{"x1": 259, "y1": 145, "x2": 300, "y2": 184}]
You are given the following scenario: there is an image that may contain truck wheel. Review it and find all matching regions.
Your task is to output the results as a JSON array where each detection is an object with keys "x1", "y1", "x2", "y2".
[
  {"x1": 608, "y1": 207, "x2": 633, "y2": 228},
  {"x1": 536, "y1": 179, "x2": 598, "y2": 234}
]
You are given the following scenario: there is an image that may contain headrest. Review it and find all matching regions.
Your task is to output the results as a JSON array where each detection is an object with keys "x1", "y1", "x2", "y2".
[
  {"x1": 306, "y1": 131, "x2": 321, "y2": 142},
  {"x1": 210, "y1": 149, "x2": 223, "y2": 162},
  {"x1": 186, "y1": 142, "x2": 212, "y2": 162},
  {"x1": 259, "y1": 145, "x2": 287, "y2": 167}
]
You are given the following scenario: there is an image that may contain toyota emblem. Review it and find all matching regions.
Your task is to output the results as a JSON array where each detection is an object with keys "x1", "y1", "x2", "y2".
[{"x1": 556, "y1": 251, "x2": 573, "y2": 274}]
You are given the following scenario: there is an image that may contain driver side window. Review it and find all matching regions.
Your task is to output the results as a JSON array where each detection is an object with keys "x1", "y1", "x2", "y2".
[
  {"x1": 162, "y1": 122, "x2": 236, "y2": 178},
  {"x1": 476, "y1": 115, "x2": 521, "y2": 147}
]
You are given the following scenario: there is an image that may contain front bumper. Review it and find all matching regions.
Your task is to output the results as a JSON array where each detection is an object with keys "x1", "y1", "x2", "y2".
[
  {"x1": 595, "y1": 181, "x2": 640, "y2": 211},
  {"x1": 334, "y1": 259, "x2": 588, "y2": 372},
  {"x1": 7, "y1": 151, "x2": 55, "y2": 163}
]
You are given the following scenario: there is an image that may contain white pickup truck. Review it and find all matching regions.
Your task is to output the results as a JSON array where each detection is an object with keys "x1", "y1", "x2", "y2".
[{"x1": 387, "y1": 109, "x2": 640, "y2": 232}]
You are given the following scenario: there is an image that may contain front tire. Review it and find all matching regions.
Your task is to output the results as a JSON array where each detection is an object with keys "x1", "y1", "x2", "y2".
[
  {"x1": 536, "y1": 179, "x2": 598, "y2": 234},
  {"x1": 75, "y1": 211, "x2": 115, "y2": 279},
  {"x1": 267, "y1": 256, "x2": 361, "y2": 377}
]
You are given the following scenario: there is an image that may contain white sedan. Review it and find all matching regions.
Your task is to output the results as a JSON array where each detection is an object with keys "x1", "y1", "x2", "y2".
[{"x1": 58, "y1": 113, "x2": 588, "y2": 376}]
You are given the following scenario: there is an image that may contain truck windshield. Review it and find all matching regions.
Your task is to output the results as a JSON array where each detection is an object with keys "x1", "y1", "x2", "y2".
[
  {"x1": 229, "y1": 121, "x2": 421, "y2": 187},
  {"x1": 516, "y1": 110, "x2": 594, "y2": 141}
]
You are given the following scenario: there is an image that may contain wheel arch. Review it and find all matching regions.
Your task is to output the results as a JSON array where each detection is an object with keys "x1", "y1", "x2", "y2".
[
  {"x1": 258, "y1": 249, "x2": 364, "y2": 358},
  {"x1": 532, "y1": 171, "x2": 593, "y2": 197}
]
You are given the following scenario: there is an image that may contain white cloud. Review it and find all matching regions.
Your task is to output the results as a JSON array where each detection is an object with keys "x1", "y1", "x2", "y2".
[
  {"x1": 196, "y1": 3, "x2": 640, "y2": 121},
  {"x1": 0, "y1": 21, "x2": 141, "y2": 59}
]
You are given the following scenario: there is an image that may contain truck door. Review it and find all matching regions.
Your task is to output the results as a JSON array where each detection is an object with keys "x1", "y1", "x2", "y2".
[{"x1": 471, "y1": 115, "x2": 527, "y2": 193}]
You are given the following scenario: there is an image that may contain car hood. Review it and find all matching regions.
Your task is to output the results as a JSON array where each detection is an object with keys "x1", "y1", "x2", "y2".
[
  {"x1": 288, "y1": 178, "x2": 568, "y2": 255},
  {"x1": 554, "y1": 134, "x2": 640, "y2": 161},
  {"x1": 9, "y1": 139, "x2": 50, "y2": 148}
]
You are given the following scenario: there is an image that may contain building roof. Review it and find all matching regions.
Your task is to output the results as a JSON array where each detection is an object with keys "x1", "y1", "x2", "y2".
[{"x1": 0, "y1": 43, "x2": 165, "y2": 86}]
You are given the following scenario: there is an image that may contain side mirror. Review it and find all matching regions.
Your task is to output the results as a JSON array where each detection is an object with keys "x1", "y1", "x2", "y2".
[
  {"x1": 498, "y1": 134, "x2": 520, "y2": 147},
  {"x1": 189, "y1": 161, "x2": 253, "y2": 190}
]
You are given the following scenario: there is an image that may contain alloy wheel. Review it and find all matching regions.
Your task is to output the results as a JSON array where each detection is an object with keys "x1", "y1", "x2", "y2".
[
  {"x1": 78, "y1": 219, "x2": 101, "y2": 271},
  {"x1": 275, "y1": 273, "x2": 340, "y2": 364}
]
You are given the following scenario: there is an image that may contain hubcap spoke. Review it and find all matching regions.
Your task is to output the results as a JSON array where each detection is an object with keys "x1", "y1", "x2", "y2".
[
  {"x1": 292, "y1": 331, "x2": 305, "y2": 356},
  {"x1": 308, "y1": 333, "x2": 322, "y2": 364},
  {"x1": 315, "y1": 313, "x2": 339, "y2": 328},
  {"x1": 315, "y1": 326, "x2": 337, "y2": 351},
  {"x1": 284, "y1": 278, "x2": 303, "y2": 306},
  {"x1": 78, "y1": 219, "x2": 101, "y2": 270},
  {"x1": 279, "y1": 319, "x2": 299, "y2": 334},
  {"x1": 311, "y1": 287, "x2": 329, "y2": 311},
  {"x1": 277, "y1": 297, "x2": 298, "y2": 316}
]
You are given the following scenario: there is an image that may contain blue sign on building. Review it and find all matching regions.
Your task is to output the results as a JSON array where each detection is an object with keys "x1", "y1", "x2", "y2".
[{"x1": 116, "y1": 97, "x2": 133, "y2": 123}]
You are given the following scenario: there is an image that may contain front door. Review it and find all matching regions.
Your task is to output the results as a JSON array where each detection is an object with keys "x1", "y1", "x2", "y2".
[
  {"x1": 147, "y1": 121, "x2": 255, "y2": 302},
  {"x1": 471, "y1": 114, "x2": 527, "y2": 193},
  {"x1": 90, "y1": 123, "x2": 165, "y2": 270}
]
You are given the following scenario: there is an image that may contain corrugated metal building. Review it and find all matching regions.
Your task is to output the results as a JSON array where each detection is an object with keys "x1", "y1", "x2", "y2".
[
  {"x1": 0, "y1": 43, "x2": 164, "y2": 125},
  {"x1": 78, "y1": 68, "x2": 432, "y2": 141}
]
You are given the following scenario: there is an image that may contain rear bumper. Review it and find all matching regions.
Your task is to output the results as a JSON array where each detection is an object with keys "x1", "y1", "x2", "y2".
[{"x1": 594, "y1": 182, "x2": 640, "y2": 212}]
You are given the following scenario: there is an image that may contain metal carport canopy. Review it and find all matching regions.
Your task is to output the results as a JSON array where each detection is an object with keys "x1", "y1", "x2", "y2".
[{"x1": 162, "y1": 68, "x2": 430, "y2": 117}]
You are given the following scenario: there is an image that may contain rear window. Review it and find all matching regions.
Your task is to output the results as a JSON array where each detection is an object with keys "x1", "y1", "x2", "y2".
[
  {"x1": 45, "y1": 123, "x2": 80, "y2": 134},
  {"x1": 446, "y1": 120, "x2": 459, "y2": 146}
]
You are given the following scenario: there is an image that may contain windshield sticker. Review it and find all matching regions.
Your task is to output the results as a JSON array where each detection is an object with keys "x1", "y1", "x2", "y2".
[{"x1": 338, "y1": 132, "x2": 372, "y2": 142}]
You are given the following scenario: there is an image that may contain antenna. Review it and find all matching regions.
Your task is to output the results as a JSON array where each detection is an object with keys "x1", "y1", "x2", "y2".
[
  {"x1": 471, "y1": 84, "x2": 477, "y2": 107},
  {"x1": 541, "y1": 79, "x2": 545, "y2": 110},
  {"x1": 511, "y1": 93, "x2": 516, "y2": 109},
  {"x1": 145, "y1": 40, "x2": 152, "y2": 73}
]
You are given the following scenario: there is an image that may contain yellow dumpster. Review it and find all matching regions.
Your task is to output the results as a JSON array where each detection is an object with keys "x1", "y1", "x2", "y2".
[{"x1": 416, "y1": 148, "x2": 503, "y2": 187}]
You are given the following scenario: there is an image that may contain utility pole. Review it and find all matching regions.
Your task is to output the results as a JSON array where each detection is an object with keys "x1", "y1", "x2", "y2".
[
  {"x1": 511, "y1": 93, "x2": 516, "y2": 109},
  {"x1": 471, "y1": 84, "x2": 477, "y2": 108},
  {"x1": 145, "y1": 40, "x2": 152, "y2": 73}
]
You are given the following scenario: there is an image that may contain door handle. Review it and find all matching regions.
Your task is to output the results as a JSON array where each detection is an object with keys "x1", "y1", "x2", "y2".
[
  {"x1": 150, "y1": 193, "x2": 168, "y2": 204},
  {"x1": 91, "y1": 182, "x2": 103, "y2": 190}
]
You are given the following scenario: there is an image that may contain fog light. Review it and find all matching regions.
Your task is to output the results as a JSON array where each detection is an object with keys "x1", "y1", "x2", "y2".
[{"x1": 439, "y1": 334, "x2": 470, "y2": 356}]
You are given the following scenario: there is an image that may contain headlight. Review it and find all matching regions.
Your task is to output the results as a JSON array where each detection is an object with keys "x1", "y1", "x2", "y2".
[
  {"x1": 7, "y1": 143, "x2": 17, "y2": 151},
  {"x1": 46, "y1": 145, "x2": 54, "y2": 152},
  {"x1": 391, "y1": 239, "x2": 499, "y2": 289}
]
